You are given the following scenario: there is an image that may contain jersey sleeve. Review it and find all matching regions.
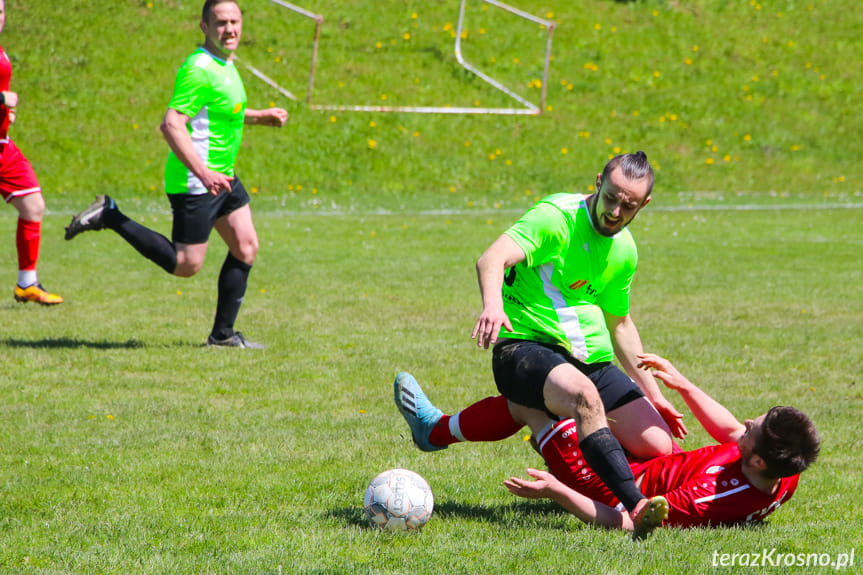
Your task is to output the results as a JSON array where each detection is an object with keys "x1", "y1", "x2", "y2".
[
  {"x1": 168, "y1": 60, "x2": 211, "y2": 118},
  {"x1": 504, "y1": 201, "x2": 569, "y2": 268}
]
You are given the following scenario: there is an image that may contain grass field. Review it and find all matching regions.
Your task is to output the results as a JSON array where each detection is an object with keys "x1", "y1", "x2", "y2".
[{"x1": 2, "y1": 0, "x2": 862, "y2": 573}]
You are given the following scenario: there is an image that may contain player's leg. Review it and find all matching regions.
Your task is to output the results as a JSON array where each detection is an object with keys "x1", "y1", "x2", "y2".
[
  {"x1": 208, "y1": 178, "x2": 260, "y2": 348},
  {"x1": 394, "y1": 372, "x2": 522, "y2": 452},
  {"x1": 2, "y1": 143, "x2": 62, "y2": 304},
  {"x1": 65, "y1": 194, "x2": 179, "y2": 274},
  {"x1": 493, "y1": 340, "x2": 650, "y2": 519}
]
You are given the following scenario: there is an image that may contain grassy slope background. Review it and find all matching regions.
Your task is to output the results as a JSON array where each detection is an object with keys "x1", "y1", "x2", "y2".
[{"x1": 0, "y1": 1, "x2": 861, "y2": 574}]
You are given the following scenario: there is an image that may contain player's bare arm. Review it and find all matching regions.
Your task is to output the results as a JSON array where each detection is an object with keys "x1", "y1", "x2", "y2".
[
  {"x1": 505, "y1": 468, "x2": 630, "y2": 530},
  {"x1": 606, "y1": 312, "x2": 687, "y2": 439},
  {"x1": 472, "y1": 234, "x2": 524, "y2": 348},
  {"x1": 244, "y1": 107, "x2": 288, "y2": 127},
  {"x1": 160, "y1": 108, "x2": 232, "y2": 195},
  {"x1": 638, "y1": 353, "x2": 744, "y2": 443}
]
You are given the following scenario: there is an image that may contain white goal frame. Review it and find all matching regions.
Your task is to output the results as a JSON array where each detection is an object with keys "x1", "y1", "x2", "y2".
[{"x1": 241, "y1": 0, "x2": 556, "y2": 115}]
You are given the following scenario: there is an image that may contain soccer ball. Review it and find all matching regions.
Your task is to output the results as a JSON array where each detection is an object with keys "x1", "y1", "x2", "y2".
[{"x1": 363, "y1": 468, "x2": 434, "y2": 531}]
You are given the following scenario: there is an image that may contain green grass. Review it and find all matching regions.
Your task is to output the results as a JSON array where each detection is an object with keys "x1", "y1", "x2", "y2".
[{"x1": 1, "y1": 0, "x2": 862, "y2": 573}]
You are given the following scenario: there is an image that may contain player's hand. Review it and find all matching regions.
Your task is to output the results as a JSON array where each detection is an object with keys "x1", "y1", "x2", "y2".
[
  {"x1": 637, "y1": 353, "x2": 687, "y2": 391},
  {"x1": 471, "y1": 305, "x2": 512, "y2": 349},
  {"x1": 199, "y1": 169, "x2": 234, "y2": 196},
  {"x1": 1, "y1": 91, "x2": 18, "y2": 108},
  {"x1": 256, "y1": 108, "x2": 288, "y2": 127},
  {"x1": 653, "y1": 395, "x2": 688, "y2": 439},
  {"x1": 504, "y1": 468, "x2": 558, "y2": 499}
]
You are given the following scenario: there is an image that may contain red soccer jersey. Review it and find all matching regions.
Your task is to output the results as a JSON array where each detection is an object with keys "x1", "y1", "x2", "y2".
[
  {"x1": 538, "y1": 419, "x2": 800, "y2": 528},
  {"x1": 0, "y1": 45, "x2": 11, "y2": 141}
]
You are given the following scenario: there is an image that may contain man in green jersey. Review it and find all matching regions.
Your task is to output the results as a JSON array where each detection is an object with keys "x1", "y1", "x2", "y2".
[
  {"x1": 397, "y1": 152, "x2": 683, "y2": 536},
  {"x1": 65, "y1": 0, "x2": 287, "y2": 348}
]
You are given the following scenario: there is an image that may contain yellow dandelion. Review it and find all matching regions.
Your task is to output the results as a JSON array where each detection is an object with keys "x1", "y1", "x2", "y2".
[
  {"x1": 381, "y1": 94, "x2": 387, "y2": 100},
  {"x1": 711, "y1": 145, "x2": 718, "y2": 152},
  {"x1": 653, "y1": 70, "x2": 661, "y2": 78},
  {"x1": 370, "y1": 121, "x2": 376, "y2": 128},
  {"x1": 547, "y1": 105, "x2": 553, "y2": 111},
  {"x1": 724, "y1": 155, "x2": 731, "y2": 162},
  {"x1": 413, "y1": 131, "x2": 419, "y2": 137},
  {"x1": 411, "y1": 12, "x2": 417, "y2": 19},
  {"x1": 176, "y1": 290, "x2": 182, "y2": 296},
  {"x1": 561, "y1": 148, "x2": 568, "y2": 154},
  {"x1": 744, "y1": 134, "x2": 752, "y2": 141},
  {"x1": 632, "y1": 110, "x2": 640, "y2": 116},
  {"x1": 376, "y1": 41, "x2": 382, "y2": 48},
  {"x1": 403, "y1": 32, "x2": 411, "y2": 40},
  {"x1": 613, "y1": 146, "x2": 621, "y2": 153},
  {"x1": 251, "y1": 187, "x2": 259, "y2": 194},
  {"x1": 330, "y1": 116, "x2": 336, "y2": 122},
  {"x1": 594, "y1": 23, "x2": 601, "y2": 30},
  {"x1": 464, "y1": 141, "x2": 470, "y2": 147},
  {"x1": 261, "y1": 288, "x2": 266, "y2": 294},
  {"x1": 368, "y1": 139, "x2": 376, "y2": 149},
  {"x1": 505, "y1": 159, "x2": 512, "y2": 166},
  {"x1": 685, "y1": 58, "x2": 692, "y2": 65},
  {"x1": 705, "y1": 158, "x2": 715, "y2": 165}
]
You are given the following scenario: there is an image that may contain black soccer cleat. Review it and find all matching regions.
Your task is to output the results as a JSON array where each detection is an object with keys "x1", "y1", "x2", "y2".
[
  {"x1": 206, "y1": 332, "x2": 265, "y2": 349},
  {"x1": 65, "y1": 194, "x2": 116, "y2": 240}
]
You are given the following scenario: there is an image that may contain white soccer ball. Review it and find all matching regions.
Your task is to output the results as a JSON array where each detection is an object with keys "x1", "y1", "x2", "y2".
[{"x1": 363, "y1": 468, "x2": 434, "y2": 531}]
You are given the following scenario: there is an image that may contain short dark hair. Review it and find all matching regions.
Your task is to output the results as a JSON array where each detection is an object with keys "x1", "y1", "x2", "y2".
[
  {"x1": 755, "y1": 406, "x2": 821, "y2": 478},
  {"x1": 202, "y1": 0, "x2": 239, "y2": 22},
  {"x1": 600, "y1": 151, "x2": 654, "y2": 195}
]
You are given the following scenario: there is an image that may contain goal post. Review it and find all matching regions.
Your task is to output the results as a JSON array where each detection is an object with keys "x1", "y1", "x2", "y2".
[{"x1": 241, "y1": 0, "x2": 556, "y2": 115}]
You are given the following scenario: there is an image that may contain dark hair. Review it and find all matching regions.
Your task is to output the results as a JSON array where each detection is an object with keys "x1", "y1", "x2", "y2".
[
  {"x1": 202, "y1": 0, "x2": 239, "y2": 22},
  {"x1": 600, "y1": 151, "x2": 654, "y2": 195},
  {"x1": 754, "y1": 406, "x2": 821, "y2": 478}
]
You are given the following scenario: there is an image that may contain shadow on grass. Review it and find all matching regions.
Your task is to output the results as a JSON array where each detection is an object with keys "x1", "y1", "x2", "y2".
[
  {"x1": 328, "y1": 499, "x2": 569, "y2": 530},
  {"x1": 0, "y1": 337, "x2": 197, "y2": 349}
]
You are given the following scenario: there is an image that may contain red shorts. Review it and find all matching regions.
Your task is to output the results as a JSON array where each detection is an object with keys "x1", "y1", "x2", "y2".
[{"x1": 0, "y1": 140, "x2": 41, "y2": 203}]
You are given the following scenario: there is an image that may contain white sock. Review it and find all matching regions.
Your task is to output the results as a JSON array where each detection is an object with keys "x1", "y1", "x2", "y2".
[
  {"x1": 449, "y1": 413, "x2": 466, "y2": 442},
  {"x1": 18, "y1": 270, "x2": 37, "y2": 288}
]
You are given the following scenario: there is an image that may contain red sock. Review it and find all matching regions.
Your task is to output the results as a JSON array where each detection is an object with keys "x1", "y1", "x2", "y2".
[
  {"x1": 429, "y1": 395, "x2": 523, "y2": 447},
  {"x1": 16, "y1": 218, "x2": 41, "y2": 271}
]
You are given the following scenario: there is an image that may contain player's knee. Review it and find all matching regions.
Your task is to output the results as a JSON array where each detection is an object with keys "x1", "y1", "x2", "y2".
[
  {"x1": 15, "y1": 193, "x2": 45, "y2": 220},
  {"x1": 173, "y1": 259, "x2": 203, "y2": 277},
  {"x1": 627, "y1": 430, "x2": 674, "y2": 459},
  {"x1": 234, "y1": 239, "x2": 258, "y2": 266}
]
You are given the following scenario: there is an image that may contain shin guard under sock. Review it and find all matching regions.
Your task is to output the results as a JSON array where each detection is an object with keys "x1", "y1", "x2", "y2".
[
  {"x1": 104, "y1": 210, "x2": 177, "y2": 273},
  {"x1": 211, "y1": 252, "x2": 251, "y2": 340},
  {"x1": 429, "y1": 395, "x2": 522, "y2": 447},
  {"x1": 578, "y1": 427, "x2": 644, "y2": 512}
]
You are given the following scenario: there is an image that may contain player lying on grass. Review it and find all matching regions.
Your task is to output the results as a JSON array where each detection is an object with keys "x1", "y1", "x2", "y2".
[{"x1": 395, "y1": 354, "x2": 820, "y2": 531}]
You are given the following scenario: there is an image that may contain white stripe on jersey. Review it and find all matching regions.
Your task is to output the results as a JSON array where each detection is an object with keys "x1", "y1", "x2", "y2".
[
  {"x1": 539, "y1": 263, "x2": 589, "y2": 360},
  {"x1": 694, "y1": 483, "x2": 750, "y2": 504},
  {"x1": 186, "y1": 106, "x2": 211, "y2": 195}
]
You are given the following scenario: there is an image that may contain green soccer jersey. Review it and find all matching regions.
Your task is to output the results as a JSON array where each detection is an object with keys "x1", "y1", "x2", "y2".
[
  {"x1": 501, "y1": 193, "x2": 638, "y2": 363},
  {"x1": 164, "y1": 48, "x2": 247, "y2": 195}
]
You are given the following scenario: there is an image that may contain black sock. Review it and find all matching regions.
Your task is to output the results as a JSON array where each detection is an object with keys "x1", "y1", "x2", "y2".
[
  {"x1": 104, "y1": 209, "x2": 177, "y2": 273},
  {"x1": 211, "y1": 252, "x2": 251, "y2": 340},
  {"x1": 579, "y1": 428, "x2": 645, "y2": 512}
]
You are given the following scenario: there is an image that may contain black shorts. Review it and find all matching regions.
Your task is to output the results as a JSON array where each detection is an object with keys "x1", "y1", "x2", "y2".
[
  {"x1": 491, "y1": 338, "x2": 644, "y2": 414},
  {"x1": 168, "y1": 176, "x2": 251, "y2": 244}
]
